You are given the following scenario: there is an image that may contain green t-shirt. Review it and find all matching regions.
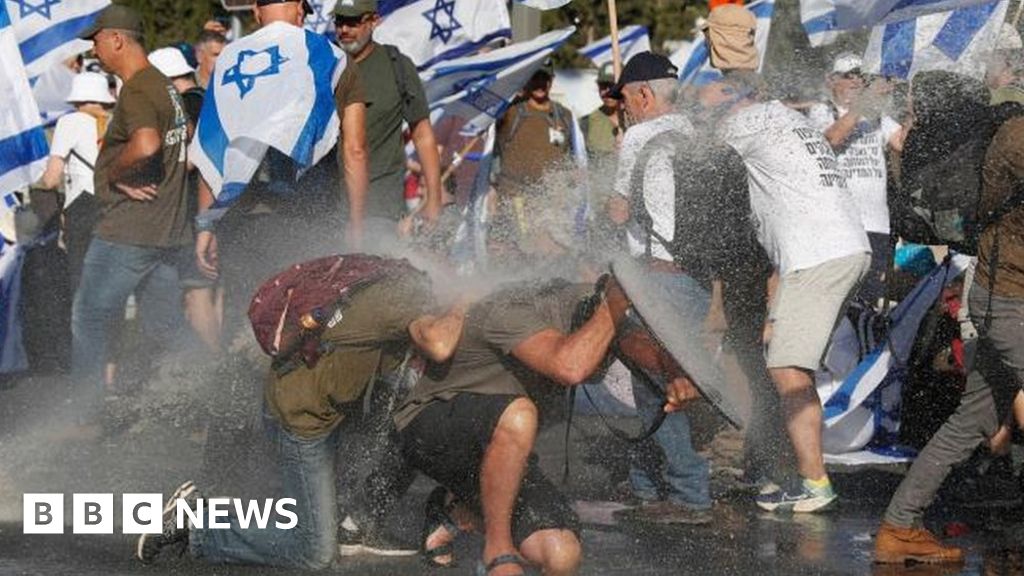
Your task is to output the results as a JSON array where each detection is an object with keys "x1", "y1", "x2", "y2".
[
  {"x1": 266, "y1": 271, "x2": 434, "y2": 438},
  {"x1": 393, "y1": 279, "x2": 591, "y2": 430},
  {"x1": 584, "y1": 109, "x2": 618, "y2": 156},
  {"x1": 357, "y1": 43, "x2": 430, "y2": 220},
  {"x1": 94, "y1": 66, "x2": 191, "y2": 247}
]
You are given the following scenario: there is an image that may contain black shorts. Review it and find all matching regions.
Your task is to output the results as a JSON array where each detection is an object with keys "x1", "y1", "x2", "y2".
[{"x1": 399, "y1": 393, "x2": 580, "y2": 546}]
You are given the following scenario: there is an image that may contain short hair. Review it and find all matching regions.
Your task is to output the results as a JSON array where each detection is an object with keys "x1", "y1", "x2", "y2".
[
  {"x1": 648, "y1": 77, "x2": 680, "y2": 104},
  {"x1": 112, "y1": 27, "x2": 144, "y2": 46},
  {"x1": 195, "y1": 30, "x2": 227, "y2": 49}
]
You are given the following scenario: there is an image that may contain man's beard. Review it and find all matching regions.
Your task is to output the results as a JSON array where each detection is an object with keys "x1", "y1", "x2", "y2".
[{"x1": 340, "y1": 35, "x2": 370, "y2": 55}]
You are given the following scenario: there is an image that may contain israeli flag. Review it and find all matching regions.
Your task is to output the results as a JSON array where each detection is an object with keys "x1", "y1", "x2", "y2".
[
  {"x1": 1, "y1": 1, "x2": 48, "y2": 211},
  {"x1": 801, "y1": 0, "x2": 995, "y2": 46},
  {"x1": 862, "y1": 0, "x2": 1009, "y2": 80},
  {"x1": 678, "y1": 0, "x2": 775, "y2": 86},
  {"x1": 190, "y1": 21, "x2": 345, "y2": 206},
  {"x1": 0, "y1": 235, "x2": 27, "y2": 374},
  {"x1": 305, "y1": 0, "x2": 338, "y2": 36},
  {"x1": 374, "y1": 0, "x2": 511, "y2": 70},
  {"x1": 579, "y1": 25, "x2": 651, "y2": 69},
  {"x1": 8, "y1": 0, "x2": 108, "y2": 79},
  {"x1": 513, "y1": 0, "x2": 573, "y2": 10}
]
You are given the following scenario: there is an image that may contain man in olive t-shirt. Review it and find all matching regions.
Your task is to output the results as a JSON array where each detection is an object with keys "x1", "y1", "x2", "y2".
[
  {"x1": 335, "y1": 0, "x2": 443, "y2": 229},
  {"x1": 72, "y1": 5, "x2": 192, "y2": 406}
]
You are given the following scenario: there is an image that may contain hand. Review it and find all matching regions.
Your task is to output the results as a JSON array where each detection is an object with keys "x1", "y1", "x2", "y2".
[
  {"x1": 115, "y1": 182, "x2": 158, "y2": 201},
  {"x1": 196, "y1": 230, "x2": 219, "y2": 279},
  {"x1": 418, "y1": 200, "x2": 443, "y2": 233},
  {"x1": 663, "y1": 375, "x2": 700, "y2": 413}
]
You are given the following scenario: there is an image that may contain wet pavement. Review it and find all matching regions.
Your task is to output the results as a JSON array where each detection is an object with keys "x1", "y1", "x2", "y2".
[{"x1": 1, "y1": 371, "x2": 1021, "y2": 576}]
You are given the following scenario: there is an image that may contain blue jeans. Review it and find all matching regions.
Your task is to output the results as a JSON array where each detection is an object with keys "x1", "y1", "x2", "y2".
[
  {"x1": 71, "y1": 238, "x2": 185, "y2": 395},
  {"x1": 627, "y1": 271, "x2": 712, "y2": 510},
  {"x1": 190, "y1": 412, "x2": 339, "y2": 569}
]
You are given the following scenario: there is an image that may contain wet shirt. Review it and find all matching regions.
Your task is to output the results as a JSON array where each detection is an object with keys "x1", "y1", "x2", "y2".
[
  {"x1": 394, "y1": 280, "x2": 591, "y2": 430},
  {"x1": 94, "y1": 66, "x2": 191, "y2": 247},
  {"x1": 266, "y1": 272, "x2": 434, "y2": 438},
  {"x1": 720, "y1": 100, "x2": 869, "y2": 274},
  {"x1": 807, "y1": 103, "x2": 901, "y2": 234},
  {"x1": 496, "y1": 100, "x2": 574, "y2": 190},
  {"x1": 976, "y1": 116, "x2": 1024, "y2": 299},
  {"x1": 583, "y1": 109, "x2": 618, "y2": 157}
]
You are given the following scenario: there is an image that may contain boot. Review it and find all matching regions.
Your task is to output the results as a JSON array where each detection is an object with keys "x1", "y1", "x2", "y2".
[{"x1": 874, "y1": 522, "x2": 964, "y2": 564}]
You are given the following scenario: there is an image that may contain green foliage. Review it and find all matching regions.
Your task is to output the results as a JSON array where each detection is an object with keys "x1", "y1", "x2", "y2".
[{"x1": 115, "y1": 0, "x2": 235, "y2": 49}]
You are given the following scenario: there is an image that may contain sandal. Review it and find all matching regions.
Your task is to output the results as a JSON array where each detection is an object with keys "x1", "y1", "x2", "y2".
[
  {"x1": 475, "y1": 553, "x2": 526, "y2": 575},
  {"x1": 421, "y1": 486, "x2": 461, "y2": 568}
]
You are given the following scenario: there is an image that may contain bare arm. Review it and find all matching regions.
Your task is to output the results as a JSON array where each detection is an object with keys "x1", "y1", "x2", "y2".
[
  {"x1": 341, "y1": 102, "x2": 369, "y2": 246},
  {"x1": 410, "y1": 118, "x2": 443, "y2": 223},
  {"x1": 823, "y1": 111, "x2": 860, "y2": 150},
  {"x1": 39, "y1": 156, "x2": 66, "y2": 190},
  {"x1": 408, "y1": 299, "x2": 470, "y2": 363}
]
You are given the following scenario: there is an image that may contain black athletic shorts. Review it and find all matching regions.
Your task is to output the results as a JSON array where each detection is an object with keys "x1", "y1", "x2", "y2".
[{"x1": 399, "y1": 393, "x2": 580, "y2": 546}]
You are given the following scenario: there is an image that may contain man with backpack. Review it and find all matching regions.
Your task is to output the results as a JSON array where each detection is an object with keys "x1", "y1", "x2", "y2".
[
  {"x1": 603, "y1": 52, "x2": 714, "y2": 524},
  {"x1": 334, "y1": 0, "x2": 443, "y2": 237},
  {"x1": 136, "y1": 254, "x2": 468, "y2": 568}
]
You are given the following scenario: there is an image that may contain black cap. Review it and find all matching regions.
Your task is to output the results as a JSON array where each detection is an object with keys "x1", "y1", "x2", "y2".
[
  {"x1": 608, "y1": 52, "x2": 679, "y2": 100},
  {"x1": 255, "y1": 0, "x2": 314, "y2": 16}
]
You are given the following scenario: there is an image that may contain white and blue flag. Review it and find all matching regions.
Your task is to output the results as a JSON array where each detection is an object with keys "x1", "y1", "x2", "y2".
[
  {"x1": 801, "y1": 0, "x2": 995, "y2": 46},
  {"x1": 189, "y1": 21, "x2": 345, "y2": 206},
  {"x1": 1, "y1": 1, "x2": 48, "y2": 210},
  {"x1": 305, "y1": 0, "x2": 337, "y2": 36},
  {"x1": 579, "y1": 25, "x2": 650, "y2": 69},
  {"x1": 512, "y1": 0, "x2": 572, "y2": 10},
  {"x1": 862, "y1": 0, "x2": 1009, "y2": 80},
  {"x1": 8, "y1": 0, "x2": 108, "y2": 78},
  {"x1": 678, "y1": 0, "x2": 775, "y2": 86},
  {"x1": 373, "y1": 0, "x2": 511, "y2": 71}
]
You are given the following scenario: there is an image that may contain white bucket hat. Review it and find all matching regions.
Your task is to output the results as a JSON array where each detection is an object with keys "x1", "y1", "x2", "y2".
[
  {"x1": 66, "y1": 72, "x2": 116, "y2": 105},
  {"x1": 149, "y1": 47, "x2": 195, "y2": 78},
  {"x1": 831, "y1": 52, "x2": 864, "y2": 75}
]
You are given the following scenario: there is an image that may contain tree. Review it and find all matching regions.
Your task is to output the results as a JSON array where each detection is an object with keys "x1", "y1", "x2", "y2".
[{"x1": 117, "y1": 0, "x2": 234, "y2": 49}]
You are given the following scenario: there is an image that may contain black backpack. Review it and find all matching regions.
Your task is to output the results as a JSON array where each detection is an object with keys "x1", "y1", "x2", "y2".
[{"x1": 626, "y1": 128, "x2": 756, "y2": 284}]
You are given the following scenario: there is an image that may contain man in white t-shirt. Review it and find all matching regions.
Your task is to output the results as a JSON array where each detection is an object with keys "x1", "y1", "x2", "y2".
[
  {"x1": 604, "y1": 53, "x2": 713, "y2": 525},
  {"x1": 38, "y1": 71, "x2": 115, "y2": 287},
  {"x1": 807, "y1": 53, "x2": 904, "y2": 304},
  {"x1": 700, "y1": 72, "x2": 871, "y2": 513}
]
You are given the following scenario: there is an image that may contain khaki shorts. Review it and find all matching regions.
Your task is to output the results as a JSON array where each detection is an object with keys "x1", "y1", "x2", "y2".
[{"x1": 766, "y1": 252, "x2": 871, "y2": 370}]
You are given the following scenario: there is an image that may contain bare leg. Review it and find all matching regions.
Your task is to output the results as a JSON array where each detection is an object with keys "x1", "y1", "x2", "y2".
[
  {"x1": 184, "y1": 286, "x2": 222, "y2": 353},
  {"x1": 989, "y1": 391, "x2": 1024, "y2": 455},
  {"x1": 519, "y1": 528, "x2": 582, "y2": 576},
  {"x1": 480, "y1": 397, "x2": 537, "y2": 576},
  {"x1": 771, "y1": 366, "x2": 826, "y2": 481}
]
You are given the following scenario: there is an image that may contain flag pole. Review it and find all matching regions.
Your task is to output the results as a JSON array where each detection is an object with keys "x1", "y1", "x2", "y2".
[
  {"x1": 608, "y1": 0, "x2": 623, "y2": 79},
  {"x1": 441, "y1": 134, "x2": 485, "y2": 184}
]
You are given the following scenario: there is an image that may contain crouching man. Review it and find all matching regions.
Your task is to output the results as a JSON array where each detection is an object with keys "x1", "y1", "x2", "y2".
[
  {"x1": 394, "y1": 274, "x2": 701, "y2": 576},
  {"x1": 136, "y1": 254, "x2": 468, "y2": 569}
]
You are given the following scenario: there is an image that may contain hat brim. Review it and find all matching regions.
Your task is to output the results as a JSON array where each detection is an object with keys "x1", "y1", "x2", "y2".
[{"x1": 607, "y1": 82, "x2": 625, "y2": 100}]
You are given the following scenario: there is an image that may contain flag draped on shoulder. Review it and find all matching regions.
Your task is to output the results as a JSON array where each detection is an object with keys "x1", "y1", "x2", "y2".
[
  {"x1": 862, "y1": 0, "x2": 1009, "y2": 80},
  {"x1": 8, "y1": 0, "x2": 108, "y2": 78},
  {"x1": 0, "y1": 1, "x2": 48, "y2": 210},
  {"x1": 423, "y1": 26, "x2": 575, "y2": 136},
  {"x1": 579, "y1": 25, "x2": 650, "y2": 68},
  {"x1": 373, "y1": 0, "x2": 511, "y2": 71},
  {"x1": 801, "y1": 0, "x2": 997, "y2": 46},
  {"x1": 189, "y1": 21, "x2": 345, "y2": 206},
  {"x1": 678, "y1": 0, "x2": 774, "y2": 85}
]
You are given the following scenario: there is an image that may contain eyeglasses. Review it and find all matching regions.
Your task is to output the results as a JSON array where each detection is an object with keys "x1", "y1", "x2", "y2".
[{"x1": 334, "y1": 13, "x2": 372, "y2": 28}]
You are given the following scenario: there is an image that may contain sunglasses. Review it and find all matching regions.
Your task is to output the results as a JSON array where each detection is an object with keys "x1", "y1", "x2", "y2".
[{"x1": 334, "y1": 13, "x2": 372, "y2": 28}]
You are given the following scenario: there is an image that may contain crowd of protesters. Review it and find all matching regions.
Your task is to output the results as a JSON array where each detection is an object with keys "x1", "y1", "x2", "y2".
[{"x1": 4, "y1": 0, "x2": 1024, "y2": 573}]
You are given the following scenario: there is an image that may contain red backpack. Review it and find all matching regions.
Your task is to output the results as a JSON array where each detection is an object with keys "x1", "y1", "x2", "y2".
[{"x1": 248, "y1": 254, "x2": 420, "y2": 371}]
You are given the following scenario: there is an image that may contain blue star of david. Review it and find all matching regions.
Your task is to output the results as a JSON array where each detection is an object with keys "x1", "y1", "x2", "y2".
[
  {"x1": 306, "y1": 0, "x2": 330, "y2": 32},
  {"x1": 10, "y1": 0, "x2": 61, "y2": 20},
  {"x1": 422, "y1": 0, "x2": 461, "y2": 44},
  {"x1": 221, "y1": 46, "x2": 289, "y2": 99}
]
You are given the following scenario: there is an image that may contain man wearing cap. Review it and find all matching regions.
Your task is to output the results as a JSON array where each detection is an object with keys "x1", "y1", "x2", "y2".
[
  {"x1": 807, "y1": 53, "x2": 904, "y2": 305},
  {"x1": 333, "y1": 0, "x2": 443, "y2": 235},
  {"x1": 38, "y1": 72, "x2": 116, "y2": 290},
  {"x1": 603, "y1": 52, "x2": 715, "y2": 524},
  {"x1": 581, "y1": 62, "x2": 621, "y2": 159},
  {"x1": 72, "y1": 5, "x2": 192, "y2": 412}
]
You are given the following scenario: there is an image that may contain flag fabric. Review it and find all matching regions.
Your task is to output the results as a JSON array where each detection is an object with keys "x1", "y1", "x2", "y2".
[
  {"x1": 678, "y1": 0, "x2": 775, "y2": 86},
  {"x1": 189, "y1": 21, "x2": 345, "y2": 207},
  {"x1": 31, "y1": 61, "x2": 75, "y2": 125},
  {"x1": 800, "y1": 0, "x2": 843, "y2": 46},
  {"x1": 374, "y1": 0, "x2": 511, "y2": 71},
  {"x1": 862, "y1": 0, "x2": 1009, "y2": 80},
  {"x1": 1, "y1": 1, "x2": 48, "y2": 211},
  {"x1": 579, "y1": 25, "x2": 651, "y2": 68},
  {"x1": 801, "y1": 0, "x2": 995, "y2": 46},
  {"x1": 512, "y1": 0, "x2": 573, "y2": 10},
  {"x1": 305, "y1": 0, "x2": 338, "y2": 36},
  {"x1": 8, "y1": 0, "x2": 108, "y2": 78},
  {"x1": 0, "y1": 235, "x2": 27, "y2": 374},
  {"x1": 818, "y1": 254, "x2": 972, "y2": 454}
]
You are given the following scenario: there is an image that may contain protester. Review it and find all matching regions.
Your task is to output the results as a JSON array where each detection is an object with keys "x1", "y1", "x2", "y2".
[
  {"x1": 874, "y1": 74, "x2": 1024, "y2": 564},
  {"x1": 395, "y1": 271, "x2": 701, "y2": 575},
  {"x1": 334, "y1": 0, "x2": 443, "y2": 236},
  {"x1": 37, "y1": 72, "x2": 115, "y2": 289},
  {"x1": 193, "y1": 30, "x2": 227, "y2": 91},
  {"x1": 807, "y1": 53, "x2": 904, "y2": 305},
  {"x1": 71, "y1": 5, "x2": 192, "y2": 416},
  {"x1": 603, "y1": 52, "x2": 712, "y2": 524},
  {"x1": 137, "y1": 256, "x2": 468, "y2": 569},
  {"x1": 581, "y1": 62, "x2": 621, "y2": 159}
]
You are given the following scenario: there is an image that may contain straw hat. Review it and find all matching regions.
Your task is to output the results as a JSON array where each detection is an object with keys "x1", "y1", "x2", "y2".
[{"x1": 66, "y1": 72, "x2": 116, "y2": 105}]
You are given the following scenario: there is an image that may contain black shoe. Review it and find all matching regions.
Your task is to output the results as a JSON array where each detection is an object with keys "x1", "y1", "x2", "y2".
[
  {"x1": 136, "y1": 481, "x2": 199, "y2": 563},
  {"x1": 338, "y1": 518, "x2": 418, "y2": 557}
]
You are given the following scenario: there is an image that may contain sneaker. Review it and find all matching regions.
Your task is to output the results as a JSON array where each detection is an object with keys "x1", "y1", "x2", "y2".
[
  {"x1": 338, "y1": 518, "x2": 417, "y2": 557},
  {"x1": 136, "y1": 480, "x2": 198, "y2": 563},
  {"x1": 873, "y1": 522, "x2": 964, "y2": 564},
  {"x1": 756, "y1": 478, "x2": 837, "y2": 513},
  {"x1": 614, "y1": 500, "x2": 713, "y2": 525}
]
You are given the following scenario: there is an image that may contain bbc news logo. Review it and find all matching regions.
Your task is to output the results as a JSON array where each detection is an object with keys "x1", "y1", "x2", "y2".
[{"x1": 23, "y1": 494, "x2": 298, "y2": 534}]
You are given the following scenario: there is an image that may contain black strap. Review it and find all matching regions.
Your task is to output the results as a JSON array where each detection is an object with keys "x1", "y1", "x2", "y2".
[
  {"x1": 627, "y1": 130, "x2": 683, "y2": 263},
  {"x1": 68, "y1": 148, "x2": 95, "y2": 172},
  {"x1": 384, "y1": 45, "x2": 413, "y2": 120}
]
